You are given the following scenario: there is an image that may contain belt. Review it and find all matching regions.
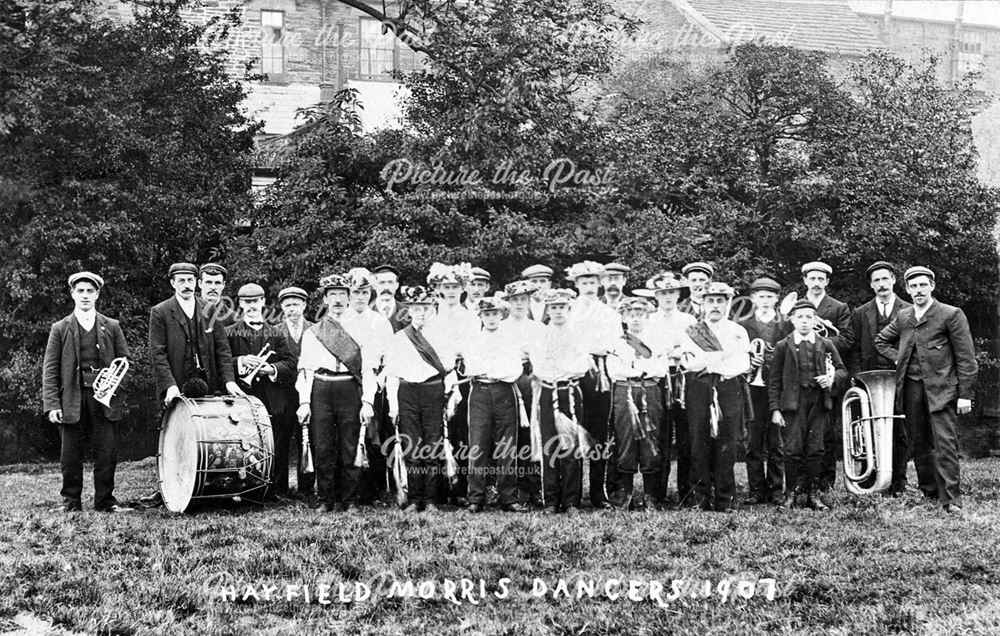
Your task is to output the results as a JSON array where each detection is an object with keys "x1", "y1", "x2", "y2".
[
  {"x1": 471, "y1": 377, "x2": 511, "y2": 385},
  {"x1": 614, "y1": 379, "x2": 660, "y2": 388},
  {"x1": 540, "y1": 378, "x2": 581, "y2": 390},
  {"x1": 400, "y1": 375, "x2": 443, "y2": 387},
  {"x1": 315, "y1": 372, "x2": 354, "y2": 382}
]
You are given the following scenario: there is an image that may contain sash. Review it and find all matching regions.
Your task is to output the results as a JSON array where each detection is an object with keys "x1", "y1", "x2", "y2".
[
  {"x1": 623, "y1": 332, "x2": 652, "y2": 359},
  {"x1": 312, "y1": 317, "x2": 363, "y2": 383},
  {"x1": 403, "y1": 325, "x2": 448, "y2": 376},
  {"x1": 685, "y1": 321, "x2": 723, "y2": 353}
]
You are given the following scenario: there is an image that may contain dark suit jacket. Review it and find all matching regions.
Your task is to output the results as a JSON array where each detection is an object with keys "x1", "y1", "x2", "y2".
[
  {"x1": 849, "y1": 296, "x2": 911, "y2": 375},
  {"x1": 875, "y1": 300, "x2": 978, "y2": 413},
  {"x1": 738, "y1": 315, "x2": 793, "y2": 377},
  {"x1": 42, "y1": 313, "x2": 130, "y2": 423},
  {"x1": 148, "y1": 296, "x2": 235, "y2": 399},
  {"x1": 812, "y1": 294, "x2": 854, "y2": 355},
  {"x1": 768, "y1": 334, "x2": 848, "y2": 413},
  {"x1": 226, "y1": 320, "x2": 296, "y2": 415},
  {"x1": 276, "y1": 319, "x2": 314, "y2": 359}
]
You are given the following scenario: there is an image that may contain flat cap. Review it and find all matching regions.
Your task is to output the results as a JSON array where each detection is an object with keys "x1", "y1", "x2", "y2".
[
  {"x1": 603, "y1": 262, "x2": 631, "y2": 275},
  {"x1": 904, "y1": 266, "x2": 935, "y2": 282},
  {"x1": 476, "y1": 296, "x2": 509, "y2": 313},
  {"x1": 702, "y1": 282, "x2": 735, "y2": 299},
  {"x1": 237, "y1": 283, "x2": 265, "y2": 300},
  {"x1": 801, "y1": 261, "x2": 833, "y2": 276},
  {"x1": 521, "y1": 264, "x2": 554, "y2": 279},
  {"x1": 789, "y1": 298, "x2": 817, "y2": 315},
  {"x1": 471, "y1": 267, "x2": 491, "y2": 283},
  {"x1": 618, "y1": 297, "x2": 654, "y2": 314},
  {"x1": 400, "y1": 285, "x2": 435, "y2": 305},
  {"x1": 681, "y1": 262, "x2": 715, "y2": 278},
  {"x1": 504, "y1": 280, "x2": 537, "y2": 298},
  {"x1": 565, "y1": 261, "x2": 605, "y2": 281},
  {"x1": 319, "y1": 273, "x2": 351, "y2": 292},
  {"x1": 199, "y1": 262, "x2": 228, "y2": 278},
  {"x1": 538, "y1": 288, "x2": 578, "y2": 306},
  {"x1": 866, "y1": 261, "x2": 896, "y2": 278},
  {"x1": 372, "y1": 264, "x2": 400, "y2": 278},
  {"x1": 278, "y1": 286, "x2": 308, "y2": 303},
  {"x1": 750, "y1": 277, "x2": 782, "y2": 293},
  {"x1": 68, "y1": 271, "x2": 104, "y2": 290},
  {"x1": 168, "y1": 262, "x2": 198, "y2": 278}
]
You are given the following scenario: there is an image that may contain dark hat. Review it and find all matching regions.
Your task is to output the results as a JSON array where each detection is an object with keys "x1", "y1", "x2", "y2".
[
  {"x1": 471, "y1": 267, "x2": 491, "y2": 283},
  {"x1": 68, "y1": 271, "x2": 104, "y2": 290},
  {"x1": 750, "y1": 277, "x2": 782, "y2": 293},
  {"x1": 168, "y1": 262, "x2": 198, "y2": 278},
  {"x1": 319, "y1": 273, "x2": 351, "y2": 292},
  {"x1": 866, "y1": 261, "x2": 896, "y2": 279},
  {"x1": 198, "y1": 262, "x2": 228, "y2": 278},
  {"x1": 372, "y1": 264, "x2": 400, "y2": 278},
  {"x1": 682, "y1": 262, "x2": 715, "y2": 278},
  {"x1": 904, "y1": 266, "x2": 935, "y2": 282},
  {"x1": 801, "y1": 261, "x2": 833, "y2": 276},
  {"x1": 278, "y1": 286, "x2": 308, "y2": 303},
  {"x1": 237, "y1": 283, "x2": 265, "y2": 300},
  {"x1": 789, "y1": 298, "x2": 817, "y2": 315},
  {"x1": 400, "y1": 285, "x2": 435, "y2": 305},
  {"x1": 521, "y1": 264, "x2": 554, "y2": 279}
]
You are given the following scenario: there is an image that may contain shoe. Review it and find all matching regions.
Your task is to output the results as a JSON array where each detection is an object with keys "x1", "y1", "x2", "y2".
[
  {"x1": 424, "y1": 503, "x2": 440, "y2": 513},
  {"x1": 770, "y1": 493, "x2": 787, "y2": 507},
  {"x1": 403, "y1": 503, "x2": 420, "y2": 513},
  {"x1": 592, "y1": 501, "x2": 612, "y2": 510},
  {"x1": 944, "y1": 504, "x2": 963, "y2": 516},
  {"x1": 502, "y1": 503, "x2": 529, "y2": 513},
  {"x1": 51, "y1": 501, "x2": 82, "y2": 513},
  {"x1": 135, "y1": 491, "x2": 164, "y2": 509},
  {"x1": 307, "y1": 496, "x2": 320, "y2": 509},
  {"x1": 466, "y1": 504, "x2": 484, "y2": 514},
  {"x1": 97, "y1": 504, "x2": 134, "y2": 513},
  {"x1": 808, "y1": 492, "x2": 829, "y2": 511},
  {"x1": 344, "y1": 503, "x2": 360, "y2": 513},
  {"x1": 317, "y1": 503, "x2": 335, "y2": 513},
  {"x1": 542, "y1": 506, "x2": 559, "y2": 515},
  {"x1": 787, "y1": 490, "x2": 806, "y2": 509},
  {"x1": 564, "y1": 506, "x2": 581, "y2": 517},
  {"x1": 743, "y1": 493, "x2": 766, "y2": 505}
]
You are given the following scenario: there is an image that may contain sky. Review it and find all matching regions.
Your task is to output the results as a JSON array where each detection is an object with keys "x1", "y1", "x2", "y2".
[{"x1": 849, "y1": 1, "x2": 1000, "y2": 27}]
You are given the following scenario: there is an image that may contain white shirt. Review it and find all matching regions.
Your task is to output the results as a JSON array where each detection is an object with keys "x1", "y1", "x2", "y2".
[
  {"x1": 568, "y1": 296, "x2": 621, "y2": 355},
  {"x1": 646, "y1": 309, "x2": 696, "y2": 355},
  {"x1": 341, "y1": 307, "x2": 394, "y2": 371},
  {"x1": 383, "y1": 322, "x2": 460, "y2": 414},
  {"x1": 428, "y1": 303, "x2": 480, "y2": 354},
  {"x1": 792, "y1": 330, "x2": 817, "y2": 345},
  {"x1": 500, "y1": 316, "x2": 547, "y2": 361},
  {"x1": 607, "y1": 331, "x2": 672, "y2": 381},
  {"x1": 74, "y1": 308, "x2": 96, "y2": 332},
  {"x1": 463, "y1": 327, "x2": 524, "y2": 383},
  {"x1": 913, "y1": 297, "x2": 935, "y2": 321},
  {"x1": 176, "y1": 295, "x2": 195, "y2": 319},
  {"x1": 676, "y1": 319, "x2": 751, "y2": 380},
  {"x1": 374, "y1": 296, "x2": 400, "y2": 322},
  {"x1": 877, "y1": 295, "x2": 896, "y2": 318},
  {"x1": 285, "y1": 319, "x2": 304, "y2": 345},
  {"x1": 296, "y1": 317, "x2": 378, "y2": 406},
  {"x1": 529, "y1": 323, "x2": 593, "y2": 383}
]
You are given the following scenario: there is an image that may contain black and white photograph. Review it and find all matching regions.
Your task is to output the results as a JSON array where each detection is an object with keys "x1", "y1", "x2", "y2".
[{"x1": 2, "y1": 0, "x2": 1000, "y2": 633}]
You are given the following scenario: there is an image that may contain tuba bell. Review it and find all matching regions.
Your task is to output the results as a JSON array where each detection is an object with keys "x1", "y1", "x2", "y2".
[
  {"x1": 93, "y1": 357, "x2": 129, "y2": 408},
  {"x1": 841, "y1": 370, "x2": 901, "y2": 495}
]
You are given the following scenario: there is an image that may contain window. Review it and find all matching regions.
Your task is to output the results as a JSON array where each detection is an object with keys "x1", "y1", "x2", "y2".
[
  {"x1": 958, "y1": 30, "x2": 983, "y2": 77},
  {"x1": 261, "y1": 10, "x2": 284, "y2": 76},
  {"x1": 358, "y1": 18, "x2": 421, "y2": 80}
]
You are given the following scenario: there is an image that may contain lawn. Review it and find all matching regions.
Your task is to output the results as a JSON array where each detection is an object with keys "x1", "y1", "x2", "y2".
[{"x1": 1, "y1": 458, "x2": 999, "y2": 635}]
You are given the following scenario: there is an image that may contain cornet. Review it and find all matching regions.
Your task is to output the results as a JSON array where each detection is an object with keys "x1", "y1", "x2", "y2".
[
  {"x1": 240, "y1": 343, "x2": 273, "y2": 384},
  {"x1": 93, "y1": 357, "x2": 129, "y2": 408},
  {"x1": 748, "y1": 339, "x2": 767, "y2": 387}
]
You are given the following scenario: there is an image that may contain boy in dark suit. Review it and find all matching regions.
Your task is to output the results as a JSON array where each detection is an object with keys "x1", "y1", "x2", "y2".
[
  {"x1": 42, "y1": 272, "x2": 132, "y2": 512},
  {"x1": 769, "y1": 299, "x2": 848, "y2": 510},
  {"x1": 875, "y1": 266, "x2": 977, "y2": 515}
]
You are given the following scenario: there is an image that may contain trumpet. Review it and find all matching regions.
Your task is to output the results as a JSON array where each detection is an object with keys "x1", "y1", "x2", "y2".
[
  {"x1": 93, "y1": 357, "x2": 129, "y2": 408},
  {"x1": 748, "y1": 338, "x2": 767, "y2": 387},
  {"x1": 841, "y1": 370, "x2": 900, "y2": 495},
  {"x1": 240, "y1": 343, "x2": 273, "y2": 384}
]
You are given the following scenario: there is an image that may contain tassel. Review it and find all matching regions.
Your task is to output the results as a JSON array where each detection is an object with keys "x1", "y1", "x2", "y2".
[
  {"x1": 709, "y1": 386, "x2": 721, "y2": 439},
  {"x1": 638, "y1": 384, "x2": 658, "y2": 457},
  {"x1": 530, "y1": 378, "x2": 543, "y2": 462},
  {"x1": 354, "y1": 422, "x2": 370, "y2": 468},
  {"x1": 596, "y1": 356, "x2": 611, "y2": 393},
  {"x1": 514, "y1": 384, "x2": 530, "y2": 429}
]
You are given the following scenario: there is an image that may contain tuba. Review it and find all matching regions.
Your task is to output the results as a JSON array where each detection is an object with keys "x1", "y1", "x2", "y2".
[
  {"x1": 841, "y1": 370, "x2": 900, "y2": 495},
  {"x1": 93, "y1": 357, "x2": 129, "y2": 408}
]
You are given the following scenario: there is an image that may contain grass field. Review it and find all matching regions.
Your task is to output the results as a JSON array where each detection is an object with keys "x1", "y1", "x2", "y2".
[{"x1": 2, "y1": 458, "x2": 1000, "y2": 635}]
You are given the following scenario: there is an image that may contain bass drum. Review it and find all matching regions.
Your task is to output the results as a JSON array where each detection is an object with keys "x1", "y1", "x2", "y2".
[{"x1": 158, "y1": 395, "x2": 274, "y2": 513}]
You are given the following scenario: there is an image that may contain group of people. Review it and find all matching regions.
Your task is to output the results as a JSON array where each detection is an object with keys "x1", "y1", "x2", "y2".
[{"x1": 41, "y1": 257, "x2": 978, "y2": 516}]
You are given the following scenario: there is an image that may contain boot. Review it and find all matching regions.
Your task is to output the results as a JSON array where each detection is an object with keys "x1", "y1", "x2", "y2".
[{"x1": 808, "y1": 490, "x2": 829, "y2": 511}]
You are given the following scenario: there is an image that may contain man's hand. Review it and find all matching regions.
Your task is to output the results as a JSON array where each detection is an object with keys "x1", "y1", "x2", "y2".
[
  {"x1": 771, "y1": 410, "x2": 785, "y2": 427},
  {"x1": 48, "y1": 409, "x2": 63, "y2": 424},
  {"x1": 226, "y1": 381, "x2": 246, "y2": 397},
  {"x1": 297, "y1": 403, "x2": 311, "y2": 425},
  {"x1": 388, "y1": 405, "x2": 399, "y2": 422},
  {"x1": 815, "y1": 374, "x2": 833, "y2": 390},
  {"x1": 750, "y1": 352, "x2": 764, "y2": 367},
  {"x1": 957, "y1": 398, "x2": 972, "y2": 415},
  {"x1": 360, "y1": 401, "x2": 375, "y2": 424},
  {"x1": 164, "y1": 385, "x2": 181, "y2": 407}
]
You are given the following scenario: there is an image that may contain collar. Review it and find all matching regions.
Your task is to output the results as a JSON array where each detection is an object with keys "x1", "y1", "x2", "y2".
[
  {"x1": 755, "y1": 309, "x2": 777, "y2": 323},
  {"x1": 74, "y1": 308, "x2": 97, "y2": 327},
  {"x1": 914, "y1": 298, "x2": 935, "y2": 318},
  {"x1": 807, "y1": 292, "x2": 826, "y2": 307},
  {"x1": 793, "y1": 331, "x2": 816, "y2": 345},
  {"x1": 175, "y1": 295, "x2": 196, "y2": 316},
  {"x1": 286, "y1": 319, "x2": 303, "y2": 333}
]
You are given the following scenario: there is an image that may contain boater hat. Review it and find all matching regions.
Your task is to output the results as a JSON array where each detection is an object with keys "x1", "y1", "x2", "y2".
[{"x1": 471, "y1": 267, "x2": 491, "y2": 283}]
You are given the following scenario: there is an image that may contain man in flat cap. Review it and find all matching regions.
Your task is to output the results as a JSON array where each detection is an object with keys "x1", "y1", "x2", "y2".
[
  {"x1": 769, "y1": 299, "x2": 848, "y2": 510},
  {"x1": 601, "y1": 263, "x2": 630, "y2": 311},
  {"x1": 566, "y1": 261, "x2": 620, "y2": 510},
  {"x1": 297, "y1": 274, "x2": 380, "y2": 513},
  {"x1": 675, "y1": 282, "x2": 751, "y2": 512},
  {"x1": 462, "y1": 296, "x2": 529, "y2": 513},
  {"x1": 383, "y1": 286, "x2": 462, "y2": 512},
  {"x1": 800, "y1": 260, "x2": 854, "y2": 493},
  {"x1": 371, "y1": 265, "x2": 411, "y2": 333},
  {"x1": 43, "y1": 272, "x2": 132, "y2": 513},
  {"x1": 276, "y1": 285, "x2": 316, "y2": 501},
  {"x1": 850, "y1": 261, "x2": 911, "y2": 496},
  {"x1": 639, "y1": 272, "x2": 696, "y2": 506},
  {"x1": 606, "y1": 297, "x2": 671, "y2": 511},
  {"x1": 466, "y1": 268, "x2": 492, "y2": 308},
  {"x1": 875, "y1": 267, "x2": 977, "y2": 515},
  {"x1": 521, "y1": 264, "x2": 554, "y2": 322},
  {"x1": 199, "y1": 263, "x2": 237, "y2": 330},
  {"x1": 681, "y1": 262, "x2": 714, "y2": 319},
  {"x1": 500, "y1": 280, "x2": 547, "y2": 506},
  {"x1": 226, "y1": 283, "x2": 296, "y2": 497},
  {"x1": 738, "y1": 277, "x2": 793, "y2": 505},
  {"x1": 149, "y1": 262, "x2": 241, "y2": 405}
]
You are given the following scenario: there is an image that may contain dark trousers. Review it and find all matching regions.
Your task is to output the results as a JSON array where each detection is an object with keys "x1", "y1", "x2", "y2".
[
  {"x1": 467, "y1": 381, "x2": 519, "y2": 506},
  {"x1": 269, "y1": 409, "x2": 295, "y2": 494},
  {"x1": 819, "y1": 394, "x2": 843, "y2": 490},
  {"x1": 890, "y1": 409, "x2": 910, "y2": 492},
  {"x1": 653, "y1": 371, "x2": 691, "y2": 503},
  {"x1": 538, "y1": 385, "x2": 583, "y2": 510},
  {"x1": 309, "y1": 378, "x2": 362, "y2": 506},
  {"x1": 515, "y1": 367, "x2": 541, "y2": 503},
  {"x1": 59, "y1": 389, "x2": 117, "y2": 509},
  {"x1": 903, "y1": 378, "x2": 961, "y2": 506},
  {"x1": 356, "y1": 389, "x2": 387, "y2": 504},
  {"x1": 783, "y1": 386, "x2": 827, "y2": 493},
  {"x1": 686, "y1": 376, "x2": 742, "y2": 511},
  {"x1": 580, "y1": 363, "x2": 612, "y2": 505},
  {"x1": 746, "y1": 385, "x2": 785, "y2": 496},
  {"x1": 612, "y1": 382, "x2": 663, "y2": 475},
  {"x1": 398, "y1": 379, "x2": 445, "y2": 505}
]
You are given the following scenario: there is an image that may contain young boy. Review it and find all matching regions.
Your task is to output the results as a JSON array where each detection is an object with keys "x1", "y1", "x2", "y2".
[{"x1": 768, "y1": 299, "x2": 848, "y2": 510}]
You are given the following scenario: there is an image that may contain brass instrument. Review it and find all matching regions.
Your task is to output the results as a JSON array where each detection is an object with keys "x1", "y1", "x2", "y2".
[
  {"x1": 815, "y1": 317, "x2": 841, "y2": 339},
  {"x1": 93, "y1": 357, "x2": 129, "y2": 408},
  {"x1": 778, "y1": 292, "x2": 798, "y2": 318},
  {"x1": 240, "y1": 343, "x2": 273, "y2": 384},
  {"x1": 749, "y1": 338, "x2": 767, "y2": 387},
  {"x1": 841, "y1": 370, "x2": 900, "y2": 495}
]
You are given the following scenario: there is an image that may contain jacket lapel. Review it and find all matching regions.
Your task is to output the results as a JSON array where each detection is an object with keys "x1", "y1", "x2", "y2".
[
  {"x1": 169, "y1": 297, "x2": 192, "y2": 338},
  {"x1": 865, "y1": 300, "x2": 878, "y2": 340}
]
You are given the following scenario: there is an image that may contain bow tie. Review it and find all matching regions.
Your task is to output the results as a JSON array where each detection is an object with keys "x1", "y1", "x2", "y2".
[{"x1": 248, "y1": 321, "x2": 263, "y2": 328}]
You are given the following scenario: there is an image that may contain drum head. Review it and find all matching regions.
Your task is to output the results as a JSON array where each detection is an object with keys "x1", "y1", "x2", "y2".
[{"x1": 159, "y1": 400, "x2": 199, "y2": 513}]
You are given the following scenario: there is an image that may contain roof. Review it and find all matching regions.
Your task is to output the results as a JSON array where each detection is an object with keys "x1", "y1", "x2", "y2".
[{"x1": 679, "y1": 0, "x2": 886, "y2": 56}]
